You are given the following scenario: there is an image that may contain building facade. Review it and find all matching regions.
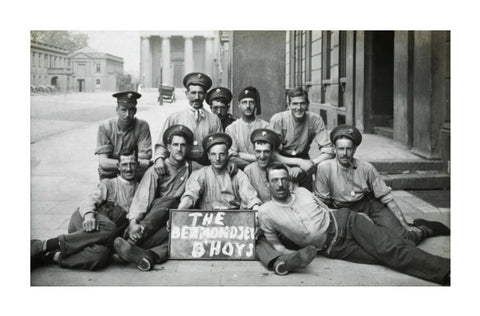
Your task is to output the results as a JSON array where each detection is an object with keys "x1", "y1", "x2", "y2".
[
  {"x1": 30, "y1": 41, "x2": 73, "y2": 93},
  {"x1": 139, "y1": 31, "x2": 225, "y2": 89},
  {"x1": 286, "y1": 31, "x2": 450, "y2": 169},
  {"x1": 68, "y1": 47, "x2": 124, "y2": 92}
]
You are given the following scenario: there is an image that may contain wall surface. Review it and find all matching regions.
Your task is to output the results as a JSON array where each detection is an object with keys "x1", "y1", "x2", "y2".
[{"x1": 231, "y1": 31, "x2": 286, "y2": 121}]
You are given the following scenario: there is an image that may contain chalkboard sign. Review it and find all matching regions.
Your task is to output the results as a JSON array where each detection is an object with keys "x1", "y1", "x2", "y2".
[{"x1": 169, "y1": 209, "x2": 256, "y2": 260}]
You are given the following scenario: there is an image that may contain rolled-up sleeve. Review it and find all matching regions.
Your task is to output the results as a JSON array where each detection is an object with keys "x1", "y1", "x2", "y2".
[
  {"x1": 78, "y1": 182, "x2": 109, "y2": 217},
  {"x1": 180, "y1": 169, "x2": 205, "y2": 207},
  {"x1": 128, "y1": 166, "x2": 159, "y2": 220},
  {"x1": 367, "y1": 166, "x2": 393, "y2": 204},
  {"x1": 312, "y1": 117, "x2": 334, "y2": 156},
  {"x1": 314, "y1": 163, "x2": 333, "y2": 205},
  {"x1": 137, "y1": 121, "x2": 152, "y2": 160},
  {"x1": 225, "y1": 124, "x2": 239, "y2": 157},
  {"x1": 154, "y1": 116, "x2": 175, "y2": 161},
  {"x1": 95, "y1": 123, "x2": 113, "y2": 156},
  {"x1": 235, "y1": 171, "x2": 262, "y2": 209}
]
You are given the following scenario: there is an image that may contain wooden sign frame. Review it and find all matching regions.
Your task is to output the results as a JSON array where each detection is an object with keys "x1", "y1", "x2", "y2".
[{"x1": 168, "y1": 209, "x2": 256, "y2": 260}]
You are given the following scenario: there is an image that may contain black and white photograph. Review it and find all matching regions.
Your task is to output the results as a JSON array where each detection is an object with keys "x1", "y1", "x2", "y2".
[
  {"x1": 6, "y1": 0, "x2": 479, "y2": 315},
  {"x1": 29, "y1": 29, "x2": 452, "y2": 286}
]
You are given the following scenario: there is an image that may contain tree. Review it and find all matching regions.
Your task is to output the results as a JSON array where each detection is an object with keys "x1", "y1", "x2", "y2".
[{"x1": 31, "y1": 31, "x2": 89, "y2": 53}]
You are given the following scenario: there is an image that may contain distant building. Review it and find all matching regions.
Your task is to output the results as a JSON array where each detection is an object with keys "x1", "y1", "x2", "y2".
[
  {"x1": 68, "y1": 47, "x2": 124, "y2": 92},
  {"x1": 30, "y1": 40, "x2": 73, "y2": 93},
  {"x1": 139, "y1": 31, "x2": 225, "y2": 89},
  {"x1": 31, "y1": 41, "x2": 126, "y2": 93}
]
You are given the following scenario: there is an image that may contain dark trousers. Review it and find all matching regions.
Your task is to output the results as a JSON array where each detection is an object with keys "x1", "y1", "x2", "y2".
[
  {"x1": 57, "y1": 203, "x2": 128, "y2": 270},
  {"x1": 347, "y1": 194, "x2": 423, "y2": 243},
  {"x1": 325, "y1": 208, "x2": 450, "y2": 284},
  {"x1": 134, "y1": 196, "x2": 180, "y2": 263},
  {"x1": 255, "y1": 234, "x2": 285, "y2": 270}
]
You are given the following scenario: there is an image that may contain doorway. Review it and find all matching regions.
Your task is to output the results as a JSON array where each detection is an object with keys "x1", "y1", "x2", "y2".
[
  {"x1": 77, "y1": 79, "x2": 85, "y2": 92},
  {"x1": 369, "y1": 31, "x2": 394, "y2": 136}
]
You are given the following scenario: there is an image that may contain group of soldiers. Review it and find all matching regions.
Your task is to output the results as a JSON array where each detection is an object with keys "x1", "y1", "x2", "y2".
[{"x1": 31, "y1": 72, "x2": 451, "y2": 285}]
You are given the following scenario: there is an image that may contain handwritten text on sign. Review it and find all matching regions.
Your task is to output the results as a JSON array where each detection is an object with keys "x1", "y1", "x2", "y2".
[{"x1": 169, "y1": 210, "x2": 256, "y2": 260}]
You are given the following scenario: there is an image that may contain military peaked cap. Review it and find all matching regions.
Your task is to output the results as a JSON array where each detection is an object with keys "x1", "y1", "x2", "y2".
[
  {"x1": 206, "y1": 87, "x2": 233, "y2": 105},
  {"x1": 112, "y1": 91, "x2": 141, "y2": 108},
  {"x1": 163, "y1": 124, "x2": 194, "y2": 146},
  {"x1": 250, "y1": 128, "x2": 281, "y2": 149},
  {"x1": 330, "y1": 124, "x2": 362, "y2": 147},
  {"x1": 202, "y1": 132, "x2": 233, "y2": 152},
  {"x1": 238, "y1": 86, "x2": 261, "y2": 115},
  {"x1": 183, "y1": 72, "x2": 212, "y2": 90}
]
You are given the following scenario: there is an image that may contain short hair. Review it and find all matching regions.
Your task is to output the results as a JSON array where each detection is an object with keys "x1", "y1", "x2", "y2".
[
  {"x1": 287, "y1": 87, "x2": 310, "y2": 105},
  {"x1": 187, "y1": 83, "x2": 206, "y2": 93},
  {"x1": 334, "y1": 135, "x2": 356, "y2": 148},
  {"x1": 266, "y1": 163, "x2": 289, "y2": 181},
  {"x1": 119, "y1": 146, "x2": 138, "y2": 161},
  {"x1": 166, "y1": 133, "x2": 189, "y2": 145}
]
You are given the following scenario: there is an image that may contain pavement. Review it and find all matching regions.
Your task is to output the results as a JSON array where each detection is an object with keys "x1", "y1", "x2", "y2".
[{"x1": 30, "y1": 90, "x2": 450, "y2": 286}]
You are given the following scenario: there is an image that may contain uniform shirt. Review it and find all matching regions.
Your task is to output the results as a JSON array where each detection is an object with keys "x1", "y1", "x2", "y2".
[
  {"x1": 225, "y1": 118, "x2": 269, "y2": 158},
  {"x1": 95, "y1": 117, "x2": 152, "y2": 175},
  {"x1": 220, "y1": 113, "x2": 236, "y2": 130},
  {"x1": 258, "y1": 187, "x2": 331, "y2": 253},
  {"x1": 79, "y1": 176, "x2": 138, "y2": 218},
  {"x1": 154, "y1": 108, "x2": 222, "y2": 163},
  {"x1": 127, "y1": 159, "x2": 201, "y2": 220},
  {"x1": 244, "y1": 162, "x2": 271, "y2": 203},
  {"x1": 314, "y1": 158, "x2": 394, "y2": 208},
  {"x1": 181, "y1": 166, "x2": 262, "y2": 210},
  {"x1": 269, "y1": 111, "x2": 334, "y2": 157}
]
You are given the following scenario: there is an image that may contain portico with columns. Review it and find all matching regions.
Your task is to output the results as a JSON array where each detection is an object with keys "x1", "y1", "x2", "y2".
[{"x1": 140, "y1": 31, "x2": 218, "y2": 89}]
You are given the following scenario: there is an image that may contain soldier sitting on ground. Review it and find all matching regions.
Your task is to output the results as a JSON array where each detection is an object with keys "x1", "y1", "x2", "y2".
[
  {"x1": 258, "y1": 164, "x2": 451, "y2": 285},
  {"x1": 31, "y1": 149, "x2": 140, "y2": 270},
  {"x1": 113, "y1": 125, "x2": 201, "y2": 271}
]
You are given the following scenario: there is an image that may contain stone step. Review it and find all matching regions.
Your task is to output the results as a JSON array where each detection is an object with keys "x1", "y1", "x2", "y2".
[
  {"x1": 370, "y1": 160, "x2": 447, "y2": 174},
  {"x1": 381, "y1": 173, "x2": 450, "y2": 190}
]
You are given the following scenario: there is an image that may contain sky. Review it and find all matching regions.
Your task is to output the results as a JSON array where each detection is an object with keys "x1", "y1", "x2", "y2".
[{"x1": 78, "y1": 31, "x2": 141, "y2": 79}]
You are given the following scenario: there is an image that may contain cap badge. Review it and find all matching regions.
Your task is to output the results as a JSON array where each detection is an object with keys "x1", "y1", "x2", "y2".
[
  {"x1": 197, "y1": 74, "x2": 202, "y2": 78},
  {"x1": 127, "y1": 93, "x2": 132, "y2": 98},
  {"x1": 262, "y1": 131, "x2": 267, "y2": 136},
  {"x1": 209, "y1": 136, "x2": 213, "y2": 142},
  {"x1": 245, "y1": 90, "x2": 249, "y2": 94},
  {"x1": 216, "y1": 88, "x2": 221, "y2": 93},
  {"x1": 348, "y1": 129, "x2": 353, "y2": 134}
]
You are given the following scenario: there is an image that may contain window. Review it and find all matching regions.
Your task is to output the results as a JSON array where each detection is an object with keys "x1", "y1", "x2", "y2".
[
  {"x1": 96, "y1": 64, "x2": 101, "y2": 73},
  {"x1": 322, "y1": 31, "x2": 331, "y2": 80},
  {"x1": 96, "y1": 79, "x2": 101, "y2": 86},
  {"x1": 339, "y1": 31, "x2": 347, "y2": 79}
]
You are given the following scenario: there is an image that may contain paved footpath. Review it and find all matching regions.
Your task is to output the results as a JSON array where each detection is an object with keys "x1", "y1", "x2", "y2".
[{"x1": 30, "y1": 91, "x2": 450, "y2": 286}]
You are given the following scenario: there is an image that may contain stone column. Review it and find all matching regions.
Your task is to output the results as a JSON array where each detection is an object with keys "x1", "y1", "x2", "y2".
[
  {"x1": 161, "y1": 36, "x2": 172, "y2": 85},
  {"x1": 204, "y1": 36, "x2": 214, "y2": 77},
  {"x1": 141, "y1": 36, "x2": 152, "y2": 88},
  {"x1": 184, "y1": 35, "x2": 194, "y2": 74}
]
